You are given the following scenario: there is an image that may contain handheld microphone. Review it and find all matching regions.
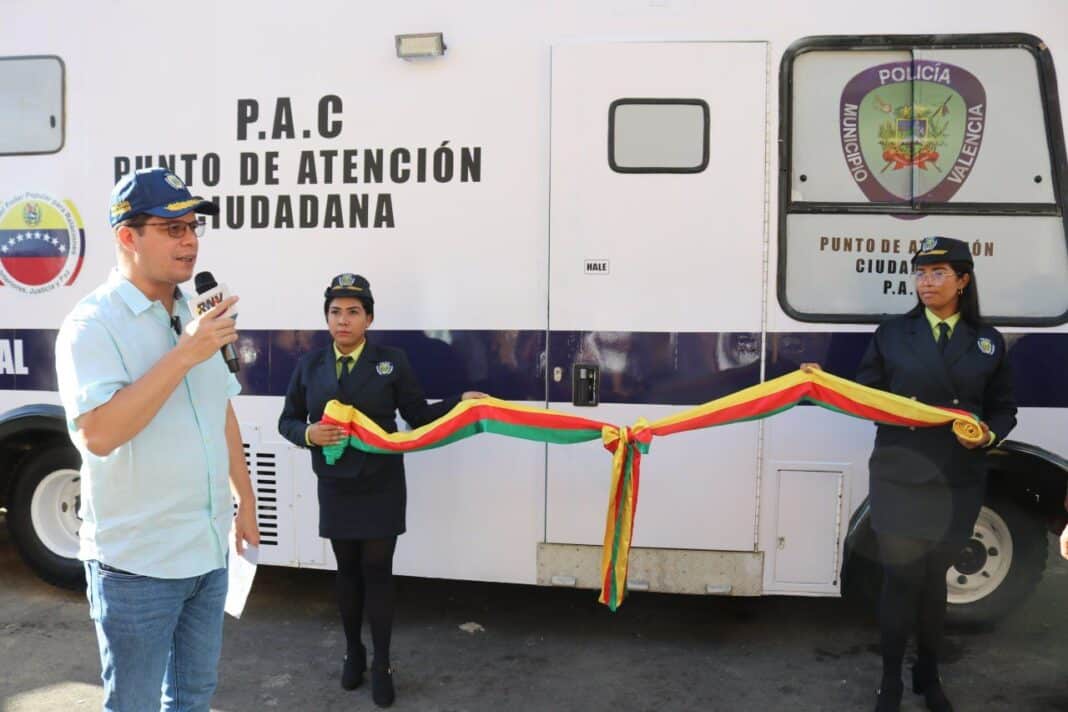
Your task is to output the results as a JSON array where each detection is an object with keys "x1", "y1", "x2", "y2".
[{"x1": 193, "y1": 271, "x2": 240, "y2": 373}]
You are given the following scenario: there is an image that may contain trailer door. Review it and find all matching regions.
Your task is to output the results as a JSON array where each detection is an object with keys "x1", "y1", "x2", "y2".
[{"x1": 547, "y1": 42, "x2": 768, "y2": 551}]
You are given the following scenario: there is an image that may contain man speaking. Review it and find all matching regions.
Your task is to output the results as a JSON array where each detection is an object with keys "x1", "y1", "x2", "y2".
[{"x1": 54, "y1": 168, "x2": 259, "y2": 712}]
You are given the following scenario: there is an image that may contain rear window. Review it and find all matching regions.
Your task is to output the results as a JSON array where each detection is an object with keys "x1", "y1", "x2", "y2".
[{"x1": 779, "y1": 35, "x2": 1068, "y2": 325}]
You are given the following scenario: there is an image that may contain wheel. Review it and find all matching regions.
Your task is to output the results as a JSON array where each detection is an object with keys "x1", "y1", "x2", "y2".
[
  {"x1": 946, "y1": 497, "x2": 1047, "y2": 626},
  {"x1": 841, "y1": 546, "x2": 882, "y2": 616},
  {"x1": 841, "y1": 495, "x2": 1048, "y2": 627},
  {"x1": 7, "y1": 445, "x2": 85, "y2": 590}
]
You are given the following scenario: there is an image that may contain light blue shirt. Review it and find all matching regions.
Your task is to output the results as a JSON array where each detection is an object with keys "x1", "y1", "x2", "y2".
[{"x1": 54, "y1": 269, "x2": 240, "y2": 578}]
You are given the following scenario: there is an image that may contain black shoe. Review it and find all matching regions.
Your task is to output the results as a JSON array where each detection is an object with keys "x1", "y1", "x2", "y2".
[
  {"x1": 372, "y1": 665, "x2": 395, "y2": 708},
  {"x1": 340, "y1": 646, "x2": 366, "y2": 690},
  {"x1": 874, "y1": 680, "x2": 903, "y2": 712},
  {"x1": 912, "y1": 665, "x2": 954, "y2": 712}
]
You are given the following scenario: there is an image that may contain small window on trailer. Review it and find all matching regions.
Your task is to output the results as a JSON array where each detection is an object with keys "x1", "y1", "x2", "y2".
[
  {"x1": 0, "y1": 55, "x2": 65, "y2": 156},
  {"x1": 608, "y1": 98, "x2": 710, "y2": 174}
]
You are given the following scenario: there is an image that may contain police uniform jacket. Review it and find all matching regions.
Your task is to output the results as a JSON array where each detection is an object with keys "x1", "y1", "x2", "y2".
[
  {"x1": 856, "y1": 309, "x2": 1017, "y2": 489},
  {"x1": 278, "y1": 340, "x2": 460, "y2": 538}
]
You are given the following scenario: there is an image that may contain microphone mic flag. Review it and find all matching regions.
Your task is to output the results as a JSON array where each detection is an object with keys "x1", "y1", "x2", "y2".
[{"x1": 193, "y1": 271, "x2": 240, "y2": 373}]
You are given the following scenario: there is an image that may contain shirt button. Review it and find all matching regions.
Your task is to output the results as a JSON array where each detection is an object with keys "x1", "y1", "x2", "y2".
[
  {"x1": 952, "y1": 398, "x2": 960, "y2": 405},
  {"x1": 909, "y1": 426, "x2": 916, "y2": 431},
  {"x1": 910, "y1": 396, "x2": 917, "y2": 400}
]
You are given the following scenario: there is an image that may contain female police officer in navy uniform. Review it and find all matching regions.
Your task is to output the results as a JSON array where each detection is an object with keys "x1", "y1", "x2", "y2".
[
  {"x1": 278, "y1": 274, "x2": 484, "y2": 707},
  {"x1": 853, "y1": 237, "x2": 1016, "y2": 712}
]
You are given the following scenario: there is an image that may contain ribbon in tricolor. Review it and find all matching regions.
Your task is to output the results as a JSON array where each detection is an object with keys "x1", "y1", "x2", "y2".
[{"x1": 318, "y1": 369, "x2": 984, "y2": 610}]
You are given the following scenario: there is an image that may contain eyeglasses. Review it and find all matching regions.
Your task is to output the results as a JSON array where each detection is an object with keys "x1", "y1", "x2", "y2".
[
  {"x1": 911, "y1": 268, "x2": 957, "y2": 285},
  {"x1": 140, "y1": 219, "x2": 206, "y2": 239}
]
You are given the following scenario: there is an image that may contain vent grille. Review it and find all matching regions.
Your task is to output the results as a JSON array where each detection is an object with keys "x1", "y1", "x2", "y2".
[{"x1": 240, "y1": 443, "x2": 279, "y2": 547}]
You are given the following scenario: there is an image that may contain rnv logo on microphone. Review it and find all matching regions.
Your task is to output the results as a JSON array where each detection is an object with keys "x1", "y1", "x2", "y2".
[
  {"x1": 194, "y1": 292, "x2": 224, "y2": 315},
  {"x1": 191, "y1": 285, "x2": 237, "y2": 319}
]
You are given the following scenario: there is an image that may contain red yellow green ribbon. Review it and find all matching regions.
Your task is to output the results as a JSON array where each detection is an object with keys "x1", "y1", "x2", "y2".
[{"x1": 319, "y1": 369, "x2": 983, "y2": 610}]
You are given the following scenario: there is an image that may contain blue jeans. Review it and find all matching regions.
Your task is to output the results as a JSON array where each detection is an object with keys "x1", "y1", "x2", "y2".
[{"x1": 85, "y1": 561, "x2": 228, "y2": 712}]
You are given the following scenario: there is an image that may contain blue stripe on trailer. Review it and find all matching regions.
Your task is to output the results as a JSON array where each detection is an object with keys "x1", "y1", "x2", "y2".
[{"x1": 1, "y1": 329, "x2": 1066, "y2": 408}]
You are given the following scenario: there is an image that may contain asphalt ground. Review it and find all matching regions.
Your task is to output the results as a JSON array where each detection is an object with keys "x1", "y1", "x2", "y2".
[{"x1": 2, "y1": 518, "x2": 1067, "y2": 711}]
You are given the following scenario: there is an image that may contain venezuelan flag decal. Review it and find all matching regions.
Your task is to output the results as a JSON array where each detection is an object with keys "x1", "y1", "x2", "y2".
[
  {"x1": 0, "y1": 193, "x2": 85, "y2": 294},
  {"x1": 320, "y1": 369, "x2": 984, "y2": 610}
]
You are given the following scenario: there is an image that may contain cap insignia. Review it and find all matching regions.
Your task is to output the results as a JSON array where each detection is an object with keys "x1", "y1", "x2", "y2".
[{"x1": 163, "y1": 198, "x2": 202, "y2": 211}]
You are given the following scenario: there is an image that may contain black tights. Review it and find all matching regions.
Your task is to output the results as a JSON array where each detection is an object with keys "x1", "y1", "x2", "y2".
[
  {"x1": 877, "y1": 533, "x2": 959, "y2": 684},
  {"x1": 330, "y1": 537, "x2": 397, "y2": 668}
]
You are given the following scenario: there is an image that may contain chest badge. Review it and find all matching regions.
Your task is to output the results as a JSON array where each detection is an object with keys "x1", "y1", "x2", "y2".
[
  {"x1": 977, "y1": 337, "x2": 995, "y2": 355},
  {"x1": 376, "y1": 361, "x2": 394, "y2": 375}
]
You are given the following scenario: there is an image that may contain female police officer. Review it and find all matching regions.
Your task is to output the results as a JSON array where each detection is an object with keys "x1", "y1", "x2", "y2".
[
  {"x1": 854, "y1": 237, "x2": 1016, "y2": 711},
  {"x1": 278, "y1": 274, "x2": 484, "y2": 707}
]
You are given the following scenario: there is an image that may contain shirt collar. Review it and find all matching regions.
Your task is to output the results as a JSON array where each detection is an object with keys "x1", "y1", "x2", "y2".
[
  {"x1": 108, "y1": 268, "x2": 186, "y2": 316},
  {"x1": 924, "y1": 307, "x2": 961, "y2": 331},
  {"x1": 333, "y1": 340, "x2": 366, "y2": 362}
]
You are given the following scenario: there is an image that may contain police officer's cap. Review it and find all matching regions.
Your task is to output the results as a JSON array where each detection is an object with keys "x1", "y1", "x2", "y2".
[
  {"x1": 324, "y1": 273, "x2": 374, "y2": 303},
  {"x1": 911, "y1": 236, "x2": 973, "y2": 267}
]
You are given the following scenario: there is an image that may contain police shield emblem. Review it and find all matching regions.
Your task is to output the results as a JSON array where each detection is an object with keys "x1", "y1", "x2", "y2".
[
  {"x1": 840, "y1": 61, "x2": 986, "y2": 208},
  {"x1": 977, "y1": 337, "x2": 995, "y2": 355},
  {"x1": 376, "y1": 361, "x2": 394, "y2": 375}
]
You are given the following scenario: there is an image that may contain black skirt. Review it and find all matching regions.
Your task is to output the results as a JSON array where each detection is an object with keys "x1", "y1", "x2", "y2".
[
  {"x1": 870, "y1": 475, "x2": 984, "y2": 546},
  {"x1": 317, "y1": 473, "x2": 407, "y2": 540}
]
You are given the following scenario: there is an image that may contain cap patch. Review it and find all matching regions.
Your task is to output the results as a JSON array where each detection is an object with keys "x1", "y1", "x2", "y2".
[{"x1": 164, "y1": 173, "x2": 186, "y2": 191}]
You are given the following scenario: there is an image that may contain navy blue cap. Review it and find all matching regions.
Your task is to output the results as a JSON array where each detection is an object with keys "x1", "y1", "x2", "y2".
[
  {"x1": 109, "y1": 168, "x2": 218, "y2": 227},
  {"x1": 912, "y1": 236, "x2": 973, "y2": 267},
  {"x1": 324, "y1": 273, "x2": 373, "y2": 302}
]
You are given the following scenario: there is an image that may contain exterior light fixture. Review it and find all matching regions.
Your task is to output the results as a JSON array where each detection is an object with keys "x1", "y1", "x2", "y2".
[{"x1": 395, "y1": 33, "x2": 446, "y2": 60}]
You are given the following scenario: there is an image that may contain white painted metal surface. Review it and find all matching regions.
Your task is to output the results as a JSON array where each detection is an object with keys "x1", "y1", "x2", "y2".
[{"x1": 0, "y1": 1, "x2": 1065, "y2": 600}]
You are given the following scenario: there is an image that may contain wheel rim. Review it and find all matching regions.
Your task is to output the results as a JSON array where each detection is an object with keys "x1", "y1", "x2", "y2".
[
  {"x1": 947, "y1": 505, "x2": 1013, "y2": 605},
  {"x1": 29, "y1": 468, "x2": 82, "y2": 559}
]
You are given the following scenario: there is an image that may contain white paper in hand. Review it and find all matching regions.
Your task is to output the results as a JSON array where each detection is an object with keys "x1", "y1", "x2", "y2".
[{"x1": 225, "y1": 542, "x2": 259, "y2": 619}]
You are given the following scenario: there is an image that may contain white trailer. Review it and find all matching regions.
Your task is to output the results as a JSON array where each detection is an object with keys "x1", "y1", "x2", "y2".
[{"x1": 1, "y1": 1, "x2": 1066, "y2": 624}]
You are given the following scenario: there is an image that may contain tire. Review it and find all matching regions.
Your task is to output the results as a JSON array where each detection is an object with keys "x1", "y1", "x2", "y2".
[
  {"x1": 841, "y1": 495, "x2": 1048, "y2": 627},
  {"x1": 7, "y1": 445, "x2": 85, "y2": 590},
  {"x1": 841, "y1": 547, "x2": 882, "y2": 617},
  {"x1": 945, "y1": 496, "x2": 1047, "y2": 626}
]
